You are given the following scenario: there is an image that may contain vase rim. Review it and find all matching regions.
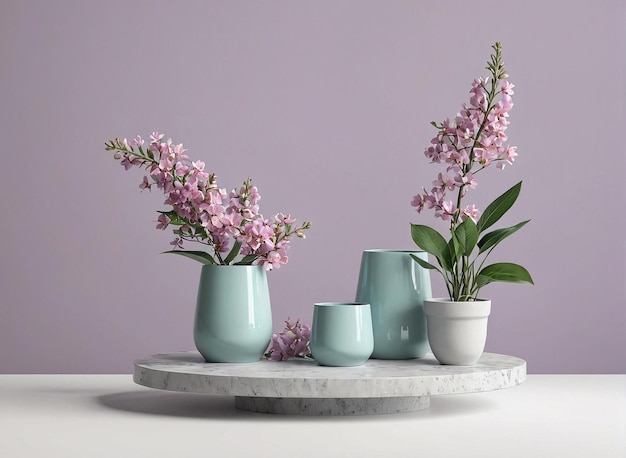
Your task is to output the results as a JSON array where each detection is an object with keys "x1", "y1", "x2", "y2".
[
  {"x1": 426, "y1": 297, "x2": 490, "y2": 303},
  {"x1": 314, "y1": 302, "x2": 370, "y2": 307},
  {"x1": 200, "y1": 264, "x2": 264, "y2": 269},
  {"x1": 424, "y1": 298, "x2": 491, "y2": 318},
  {"x1": 363, "y1": 249, "x2": 426, "y2": 253}
]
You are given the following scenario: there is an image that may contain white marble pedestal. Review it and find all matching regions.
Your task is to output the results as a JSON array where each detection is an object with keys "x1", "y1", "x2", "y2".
[{"x1": 134, "y1": 351, "x2": 526, "y2": 415}]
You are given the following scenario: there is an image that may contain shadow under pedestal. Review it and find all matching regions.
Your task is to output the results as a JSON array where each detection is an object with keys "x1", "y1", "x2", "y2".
[{"x1": 235, "y1": 395, "x2": 430, "y2": 415}]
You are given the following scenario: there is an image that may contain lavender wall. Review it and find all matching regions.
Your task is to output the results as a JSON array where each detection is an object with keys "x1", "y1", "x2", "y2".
[{"x1": 1, "y1": 1, "x2": 624, "y2": 374}]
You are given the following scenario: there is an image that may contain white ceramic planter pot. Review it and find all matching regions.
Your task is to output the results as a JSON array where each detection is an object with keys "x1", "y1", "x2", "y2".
[{"x1": 423, "y1": 298, "x2": 491, "y2": 366}]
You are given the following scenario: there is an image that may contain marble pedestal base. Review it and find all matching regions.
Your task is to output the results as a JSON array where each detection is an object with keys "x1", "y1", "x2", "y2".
[
  {"x1": 235, "y1": 395, "x2": 430, "y2": 415},
  {"x1": 134, "y1": 351, "x2": 526, "y2": 416}
]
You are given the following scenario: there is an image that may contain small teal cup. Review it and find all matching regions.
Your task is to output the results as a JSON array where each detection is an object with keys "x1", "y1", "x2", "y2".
[{"x1": 310, "y1": 302, "x2": 374, "y2": 367}]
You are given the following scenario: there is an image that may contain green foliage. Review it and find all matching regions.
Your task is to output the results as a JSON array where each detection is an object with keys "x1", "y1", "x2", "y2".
[
  {"x1": 453, "y1": 217, "x2": 479, "y2": 258},
  {"x1": 234, "y1": 255, "x2": 258, "y2": 265},
  {"x1": 410, "y1": 224, "x2": 452, "y2": 270},
  {"x1": 478, "y1": 220, "x2": 529, "y2": 254},
  {"x1": 476, "y1": 263, "x2": 534, "y2": 288},
  {"x1": 476, "y1": 181, "x2": 521, "y2": 233},
  {"x1": 223, "y1": 241, "x2": 242, "y2": 265},
  {"x1": 410, "y1": 181, "x2": 533, "y2": 301},
  {"x1": 162, "y1": 250, "x2": 217, "y2": 264}
]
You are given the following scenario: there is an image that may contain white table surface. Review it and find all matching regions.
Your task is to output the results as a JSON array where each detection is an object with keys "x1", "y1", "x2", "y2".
[{"x1": 1, "y1": 374, "x2": 624, "y2": 458}]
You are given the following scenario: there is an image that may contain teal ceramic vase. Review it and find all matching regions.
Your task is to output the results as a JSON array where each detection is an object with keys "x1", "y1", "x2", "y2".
[
  {"x1": 310, "y1": 302, "x2": 374, "y2": 367},
  {"x1": 355, "y1": 249, "x2": 431, "y2": 359},
  {"x1": 194, "y1": 265, "x2": 272, "y2": 363}
]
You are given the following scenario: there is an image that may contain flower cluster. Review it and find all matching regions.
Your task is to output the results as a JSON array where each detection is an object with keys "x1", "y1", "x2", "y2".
[
  {"x1": 411, "y1": 42, "x2": 517, "y2": 224},
  {"x1": 266, "y1": 318, "x2": 311, "y2": 361},
  {"x1": 105, "y1": 133, "x2": 311, "y2": 270}
]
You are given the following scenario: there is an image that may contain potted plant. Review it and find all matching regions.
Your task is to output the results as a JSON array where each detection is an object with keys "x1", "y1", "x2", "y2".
[
  {"x1": 410, "y1": 43, "x2": 533, "y2": 365},
  {"x1": 105, "y1": 133, "x2": 310, "y2": 362}
]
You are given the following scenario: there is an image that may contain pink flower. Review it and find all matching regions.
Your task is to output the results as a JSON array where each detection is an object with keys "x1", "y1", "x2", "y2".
[
  {"x1": 411, "y1": 192, "x2": 426, "y2": 212},
  {"x1": 127, "y1": 135, "x2": 144, "y2": 147},
  {"x1": 497, "y1": 145, "x2": 518, "y2": 169},
  {"x1": 170, "y1": 237, "x2": 183, "y2": 249},
  {"x1": 492, "y1": 129, "x2": 508, "y2": 146},
  {"x1": 261, "y1": 251, "x2": 282, "y2": 270},
  {"x1": 425, "y1": 189, "x2": 444, "y2": 209},
  {"x1": 433, "y1": 173, "x2": 455, "y2": 192},
  {"x1": 501, "y1": 81, "x2": 515, "y2": 96},
  {"x1": 266, "y1": 318, "x2": 311, "y2": 361},
  {"x1": 175, "y1": 160, "x2": 190, "y2": 176},
  {"x1": 156, "y1": 213, "x2": 170, "y2": 230},
  {"x1": 448, "y1": 149, "x2": 470, "y2": 167},
  {"x1": 239, "y1": 219, "x2": 274, "y2": 252},
  {"x1": 435, "y1": 200, "x2": 457, "y2": 221},
  {"x1": 120, "y1": 156, "x2": 140, "y2": 170},
  {"x1": 212, "y1": 233, "x2": 230, "y2": 253},
  {"x1": 192, "y1": 161, "x2": 209, "y2": 180},
  {"x1": 158, "y1": 154, "x2": 174, "y2": 172},
  {"x1": 454, "y1": 172, "x2": 478, "y2": 193},
  {"x1": 172, "y1": 143, "x2": 187, "y2": 158},
  {"x1": 219, "y1": 212, "x2": 243, "y2": 236},
  {"x1": 267, "y1": 334, "x2": 291, "y2": 361},
  {"x1": 425, "y1": 141, "x2": 452, "y2": 164},
  {"x1": 276, "y1": 213, "x2": 296, "y2": 224},
  {"x1": 259, "y1": 246, "x2": 289, "y2": 271},
  {"x1": 462, "y1": 204, "x2": 481, "y2": 222},
  {"x1": 469, "y1": 78, "x2": 489, "y2": 110},
  {"x1": 458, "y1": 127, "x2": 475, "y2": 147},
  {"x1": 150, "y1": 132, "x2": 164, "y2": 143},
  {"x1": 139, "y1": 176, "x2": 151, "y2": 191}
]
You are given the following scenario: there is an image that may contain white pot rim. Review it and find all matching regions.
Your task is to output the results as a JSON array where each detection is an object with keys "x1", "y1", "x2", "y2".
[
  {"x1": 426, "y1": 297, "x2": 490, "y2": 302},
  {"x1": 424, "y1": 298, "x2": 491, "y2": 318}
]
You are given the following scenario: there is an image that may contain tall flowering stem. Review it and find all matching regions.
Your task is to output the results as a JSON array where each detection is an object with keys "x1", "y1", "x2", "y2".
[
  {"x1": 105, "y1": 133, "x2": 310, "y2": 270},
  {"x1": 410, "y1": 43, "x2": 533, "y2": 301}
]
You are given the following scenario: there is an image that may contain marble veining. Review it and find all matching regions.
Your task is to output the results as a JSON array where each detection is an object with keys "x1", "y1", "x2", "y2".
[
  {"x1": 134, "y1": 351, "x2": 526, "y2": 399},
  {"x1": 234, "y1": 396, "x2": 430, "y2": 416}
]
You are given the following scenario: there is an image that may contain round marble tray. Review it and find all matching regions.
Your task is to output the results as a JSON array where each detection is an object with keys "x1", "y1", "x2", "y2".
[{"x1": 134, "y1": 351, "x2": 526, "y2": 416}]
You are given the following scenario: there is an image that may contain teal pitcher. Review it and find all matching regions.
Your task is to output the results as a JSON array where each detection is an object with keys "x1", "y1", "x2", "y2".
[{"x1": 355, "y1": 249, "x2": 431, "y2": 359}]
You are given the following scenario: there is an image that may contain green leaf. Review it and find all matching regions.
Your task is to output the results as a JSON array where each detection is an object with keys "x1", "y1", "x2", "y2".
[
  {"x1": 410, "y1": 254, "x2": 443, "y2": 274},
  {"x1": 454, "y1": 217, "x2": 479, "y2": 256},
  {"x1": 157, "y1": 210, "x2": 186, "y2": 226},
  {"x1": 410, "y1": 224, "x2": 452, "y2": 270},
  {"x1": 223, "y1": 241, "x2": 242, "y2": 265},
  {"x1": 476, "y1": 181, "x2": 522, "y2": 233},
  {"x1": 447, "y1": 237, "x2": 461, "y2": 266},
  {"x1": 234, "y1": 254, "x2": 258, "y2": 265},
  {"x1": 478, "y1": 220, "x2": 530, "y2": 254},
  {"x1": 162, "y1": 250, "x2": 216, "y2": 265},
  {"x1": 476, "y1": 262, "x2": 534, "y2": 288}
]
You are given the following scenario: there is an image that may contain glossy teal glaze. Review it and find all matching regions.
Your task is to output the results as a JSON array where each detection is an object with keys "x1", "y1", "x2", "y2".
[
  {"x1": 355, "y1": 249, "x2": 431, "y2": 359},
  {"x1": 310, "y1": 302, "x2": 374, "y2": 367},
  {"x1": 194, "y1": 265, "x2": 272, "y2": 363}
]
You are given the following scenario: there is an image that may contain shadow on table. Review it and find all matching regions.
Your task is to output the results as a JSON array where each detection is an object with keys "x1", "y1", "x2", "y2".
[
  {"x1": 97, "y1": 390, "x2": 498, "y2": 422},
  {"x1": 97, "y1": 391, "x2": 240, "y2": 419}
]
